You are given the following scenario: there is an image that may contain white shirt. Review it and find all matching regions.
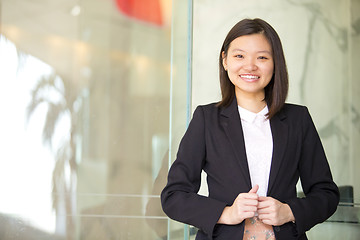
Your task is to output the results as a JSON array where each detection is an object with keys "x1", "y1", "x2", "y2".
[{"x1": 238, "y1": 105, "x2": 273, "y2": 197}]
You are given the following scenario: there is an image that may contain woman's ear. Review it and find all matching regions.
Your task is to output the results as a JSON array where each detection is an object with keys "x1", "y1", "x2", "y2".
[{"x1": 222, "y1": 51, "x2": 227, "y2": 71}]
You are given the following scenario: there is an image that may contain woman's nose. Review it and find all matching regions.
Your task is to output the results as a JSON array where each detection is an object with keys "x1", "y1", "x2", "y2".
[{"x1": 243, "y1": 59, "x2": 258, "y2": 71}]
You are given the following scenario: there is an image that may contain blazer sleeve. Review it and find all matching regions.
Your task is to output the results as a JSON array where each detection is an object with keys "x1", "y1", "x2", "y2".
[
  {"x1": 161, "y1": 106, "x2": 227, "y2": 238},
  {"x1": 286, "y1": 107, "x2": 339, "y2": 235}
]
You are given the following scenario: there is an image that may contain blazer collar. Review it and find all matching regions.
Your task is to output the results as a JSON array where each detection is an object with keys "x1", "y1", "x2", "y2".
[
  {"x1": 220, "y1": 98, "x2": 288, "y2": 194},
  {"x1": 220, "y1": 98, "x2": 252, "y2": 188},
  {"x1": 219, "y1": 97, "x2": 238, "y2": 118},
  {"x1": 267, "y1": 107, "x2": 288, "y2": 195}
]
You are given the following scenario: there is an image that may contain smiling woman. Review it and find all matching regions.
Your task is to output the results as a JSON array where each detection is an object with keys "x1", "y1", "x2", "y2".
[
  {"x1": 222, "y1": 34, "x2": 274, "y2": 113},
  {"x1": 161, "y1": 18, "x2": 339, "y2": 240},
  {"x1": 217, "y1": 19, "x2": 288, "y2": 120}
]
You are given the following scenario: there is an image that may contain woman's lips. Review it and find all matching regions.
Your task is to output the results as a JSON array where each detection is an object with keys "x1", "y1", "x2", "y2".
[{"x1": 240, "y1": 74, "x2": 260, "y2": 82}]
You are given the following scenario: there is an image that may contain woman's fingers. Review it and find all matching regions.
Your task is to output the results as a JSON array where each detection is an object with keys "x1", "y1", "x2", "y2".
[
  {"x1": 218, "y1": 186, "x2": 261, "y2": 225},
  {"x1": 249, "y1": 184, "x2": 259, "y2": 194},
  {"x1": 257, "y1": 196, "x2": 295, "y2": 226}
]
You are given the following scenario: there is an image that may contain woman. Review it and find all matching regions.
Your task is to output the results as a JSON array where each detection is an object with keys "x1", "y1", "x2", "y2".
[{"x1": 161, "y1": 18, "x2": 339, "y2": 240}]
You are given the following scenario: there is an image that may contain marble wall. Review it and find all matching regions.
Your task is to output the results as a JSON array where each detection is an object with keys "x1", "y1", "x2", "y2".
[
  {"x1": 193, "y1": 0, "x2": 359, "y2": 196},
  {"x1": 192, "y1": 0, "x2": 360, "y2": 238}
]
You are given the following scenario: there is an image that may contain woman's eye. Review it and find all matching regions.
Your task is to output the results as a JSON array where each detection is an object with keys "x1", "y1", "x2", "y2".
[
  {"x1": 235, "y1": 54, "x2": 244, "y2": 58},
  {"x1": 258, "y1": 56, "x2": 268, "y2": 60}
]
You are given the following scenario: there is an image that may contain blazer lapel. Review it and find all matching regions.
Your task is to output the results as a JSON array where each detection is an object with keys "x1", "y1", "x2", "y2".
[
  {"x1": 220, "y1": 99, "x2": 252, "y2": 188},
  {"x1": 267, "y1": 110, "x2": 288, "y2": 195}
]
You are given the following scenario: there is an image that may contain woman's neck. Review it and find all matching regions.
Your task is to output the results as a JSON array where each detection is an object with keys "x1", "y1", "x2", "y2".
[{"x1": 236, "y1": 93, "x2": 267, "y2": 113}]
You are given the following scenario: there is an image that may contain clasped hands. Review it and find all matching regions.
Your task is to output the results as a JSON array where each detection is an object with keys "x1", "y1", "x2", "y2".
[{"x1": 218, "y1": 185, "x2": 295, "y2": 226}]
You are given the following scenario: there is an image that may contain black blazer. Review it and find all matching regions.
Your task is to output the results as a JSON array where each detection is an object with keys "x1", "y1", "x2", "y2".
[{"x1": 161, "y1": 99, "x2": 339, "y2": 240}]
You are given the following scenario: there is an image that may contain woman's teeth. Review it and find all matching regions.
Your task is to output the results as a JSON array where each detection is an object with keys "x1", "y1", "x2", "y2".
[{"x1": 240, "y1": 75, "x2": 260, "y2": 79}]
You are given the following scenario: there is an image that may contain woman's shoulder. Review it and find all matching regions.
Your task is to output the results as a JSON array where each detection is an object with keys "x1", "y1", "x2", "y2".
[
  {"x1": 279, "y1": 103, "x2": 312, "y2": 120},
  {"x1": 190, "y1": 102, "x2": 223, "y2": 123},
  {"x1": 194, "y1": 102, "x2": 221, "y2": 113},
  {"x1": 281, "y1": 103, "x2": 308, "y2": 113}
]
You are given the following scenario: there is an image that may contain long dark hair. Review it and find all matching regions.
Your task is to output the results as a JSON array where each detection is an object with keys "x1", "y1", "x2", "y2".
[{"x1": 218, "y1": 18, "x2": 288, "y2": 119}]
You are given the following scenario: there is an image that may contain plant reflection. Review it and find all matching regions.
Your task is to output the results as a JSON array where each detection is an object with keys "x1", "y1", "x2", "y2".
[{"x1": 26, "y1": 72, "x2": 84, "y2": 239}]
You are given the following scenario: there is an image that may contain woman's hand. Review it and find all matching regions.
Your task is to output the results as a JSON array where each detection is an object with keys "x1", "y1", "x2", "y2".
[
  {"x1": 257, "y1": 196, "x2": 295, "y2": 226},
  {"x1": 217, "y1": 185, "x2": 259, "y2": 225}
]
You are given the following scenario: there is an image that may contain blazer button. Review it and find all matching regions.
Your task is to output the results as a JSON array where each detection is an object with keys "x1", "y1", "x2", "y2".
[{"x1": 274, "y1": 226, "x2": 280, "y2": 232}]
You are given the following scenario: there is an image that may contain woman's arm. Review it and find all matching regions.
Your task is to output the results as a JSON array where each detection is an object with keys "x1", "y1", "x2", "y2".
[
  {"x1": 161, "y1": 106, "x2": 227, "y2": 237},
  {"x1": 285, "y1": 107, "x2": 339, "y2": 234}
]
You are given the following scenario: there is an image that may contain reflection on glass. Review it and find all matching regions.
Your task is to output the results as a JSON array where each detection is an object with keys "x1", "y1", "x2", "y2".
[
  {"x1": 0, "y1": 0, "x2": 181, "y2": 239},
  {"x1": 0, "y1": 36, "x2": 57, "y2": 236}
]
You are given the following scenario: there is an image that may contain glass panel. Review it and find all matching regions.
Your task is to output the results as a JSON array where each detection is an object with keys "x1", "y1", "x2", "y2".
[
  {"x1": 0, "y1": 0, "x2": 190, "y2": 239},
  {"x1": 168, "y1": 0, "x2": 194, "y2": 239},
  {"x1": 192, "y1": 0, "x2": 360, "y2": 239}
]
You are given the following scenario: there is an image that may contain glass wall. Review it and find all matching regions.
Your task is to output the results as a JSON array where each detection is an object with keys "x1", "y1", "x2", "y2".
[{"x1": 0, "y1": 0, "x2": 191, "y2": 239}]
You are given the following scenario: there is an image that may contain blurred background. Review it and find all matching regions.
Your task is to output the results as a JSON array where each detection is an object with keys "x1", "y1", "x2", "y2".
[{"x1": 0, "y1": 0, "x2": 359, "y2": 239}]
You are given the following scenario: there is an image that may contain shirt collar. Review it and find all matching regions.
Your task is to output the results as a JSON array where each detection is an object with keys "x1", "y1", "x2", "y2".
[{"x1": 238, "y1": 105, "x2": 269, "y2": 124}]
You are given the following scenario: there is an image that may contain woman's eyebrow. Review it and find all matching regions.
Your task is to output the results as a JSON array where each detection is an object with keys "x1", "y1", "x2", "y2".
[
  {"x1": 230, "y1": 48, "x2": 245, "y2": 52},
  {"x1": 257, "y1": 50, "x2": 272, "y2": 54},
  {"x1": 231, "y1": 48, "x2": 271, "y2": 54}
]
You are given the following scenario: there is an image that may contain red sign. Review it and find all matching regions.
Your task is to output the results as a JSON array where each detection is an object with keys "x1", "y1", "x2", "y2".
[{"x1": 115, "y1": 0, "x2": 163, "y2": 26}]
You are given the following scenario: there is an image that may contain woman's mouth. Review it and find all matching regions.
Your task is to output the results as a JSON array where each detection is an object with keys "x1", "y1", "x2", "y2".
[{"x1": 240, "y1": 74, "x2": 260, "y2": 82}]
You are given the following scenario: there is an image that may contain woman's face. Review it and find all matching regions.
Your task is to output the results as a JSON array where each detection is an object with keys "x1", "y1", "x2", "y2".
[{"x1": 222, "y1": 33, "x2": 274, "y2": 100}]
